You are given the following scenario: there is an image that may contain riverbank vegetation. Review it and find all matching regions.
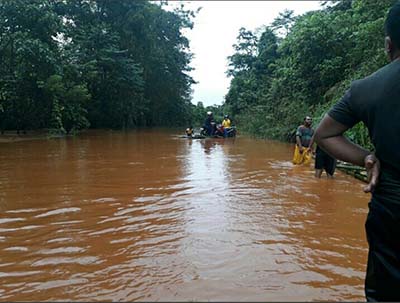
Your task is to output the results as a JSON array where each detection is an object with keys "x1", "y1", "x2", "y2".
[
  {"x1": 1, "y1": 0, "x2": 396, "y2": 145},
  {"x1": 0, "y1": 0, "x2": 196, "y2": 134},
  {"x1": 224, "y1": 0, "x2": 395, "y2": 149}
]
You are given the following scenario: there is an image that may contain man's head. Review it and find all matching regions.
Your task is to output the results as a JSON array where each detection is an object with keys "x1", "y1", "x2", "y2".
[
  {"x1": 384, "y1": 1, "x2": 400, "y2": 61},
  {"x1": 304, "y1": 116, "x2": 313, "y2": 127},
  {"x1": 224, "y1": 114, "x2": 229, "y2": 119},
  {"x1": 207, "y1": 111, "x2": 212, "y2": 116}
]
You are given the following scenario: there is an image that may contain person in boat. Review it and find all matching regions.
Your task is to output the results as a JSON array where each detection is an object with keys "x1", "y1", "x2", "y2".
[
  {"x1": 292, "y1": 116, "x2": 314, "y2": 165},
  {"x1": 222, "y1": 114, "x2": 232, "y2": 137},
  {"x1": 314, "y1": 2, "x2": 400, "y2": 300},
  {"x1": 215, "y1": 123, "x2": 225, "y2": 137},
  {"x1": 203, "y1": 111, "x2": 215, "y2": 136},
  {"x1": 185, "y1": 125, "x2": 193, "y2": 137}
]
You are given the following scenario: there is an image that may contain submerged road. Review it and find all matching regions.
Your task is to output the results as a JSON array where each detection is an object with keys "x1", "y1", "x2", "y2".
[{"x1": 0, "y1": 129, "x2": 368, "y2": 301}]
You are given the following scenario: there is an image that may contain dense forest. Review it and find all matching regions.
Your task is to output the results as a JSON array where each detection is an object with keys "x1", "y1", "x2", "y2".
[
  {"x1": 0, "y1": 0, "x2": 198, "y2": 133},
  {"x1": 224, "y1": 0, "x2": 396, "y2": 149}
]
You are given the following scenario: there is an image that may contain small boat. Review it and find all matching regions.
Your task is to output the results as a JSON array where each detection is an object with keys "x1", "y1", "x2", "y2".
[
  {"x1": 178, "y1": 133, "x2": 206, "y2": 139},
  {"x1": 200, "y1": 126, "x2": 237, "y2": 138},
  {"x1": 180, "y1": 126, "x2": 237, "y2": 140}
]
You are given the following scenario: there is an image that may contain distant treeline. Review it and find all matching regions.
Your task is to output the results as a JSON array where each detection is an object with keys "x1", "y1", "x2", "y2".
[
  {"x1": 0, "y1": 0, "x2": 200, "y2": 133},
  {"x1": 224, "y1": 0, "x2": 395, "y2": 148}
]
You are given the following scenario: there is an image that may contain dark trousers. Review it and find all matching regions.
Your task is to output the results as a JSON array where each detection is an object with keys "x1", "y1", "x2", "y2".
[
  {"x1": 365, "y1": 197, "x2": 400, "y2": 301},
  {"x1": 205, "y1": 125, "x2": 212, "y2": 136},
  {"x1": 315, "y1": 146, "x2": 336, "y2": 175}
]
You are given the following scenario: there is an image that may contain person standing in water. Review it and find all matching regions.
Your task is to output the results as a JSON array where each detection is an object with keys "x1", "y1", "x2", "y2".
[{"x1": 293, "y1": 116, "x2": 314, "y2": 165}]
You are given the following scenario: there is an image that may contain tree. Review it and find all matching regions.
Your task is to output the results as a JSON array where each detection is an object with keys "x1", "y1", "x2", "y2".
[
  {"x1": 227, "y1": 28, "x2": 258, "y2": 77},
  {"x1": 271, "y1": 9, "x2": 296, "y2": 37},
  {"x1": 0, "y1": 0, "x2": 197, "y2": 132},
  {"x1": 224, "y1": 0, "x2": 394, "y2": 147}
]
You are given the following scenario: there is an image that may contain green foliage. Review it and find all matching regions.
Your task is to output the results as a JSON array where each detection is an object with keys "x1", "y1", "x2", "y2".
[
  {"x1": 271, "y1": 9, "x2": 296, "y2": 37},
  {"x1": 225, "y1": 1, "x2": 395, "y2": 150},
  {"x1": 0, "y1": 0, "x2": 196, "y2": 132},
  {"x1": 43, "y1": 75, "x2": 90, "y2": 133},
  {"x1": 185, "y1": 101, "x2": 229, "y2": 130}
]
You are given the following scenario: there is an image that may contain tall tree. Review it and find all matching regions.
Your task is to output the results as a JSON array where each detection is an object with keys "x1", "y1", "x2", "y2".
[
  {"x1": 225, "y1": 1, "x2": 396, "y2": 147},
  {"x1": 0, "y1": 0, "x2": 196, "y2": 132}
]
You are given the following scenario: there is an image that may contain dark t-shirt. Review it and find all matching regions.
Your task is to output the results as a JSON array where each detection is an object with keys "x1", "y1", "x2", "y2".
[
  {"x1": 204, "y1": 116, "x2": 213, "y2": 127},
  {"x1": 296, "y1": 125, "x2": 314, "y2": 147},
  {"x1": 328, "y1": 59, "x2": 400, "y2": 204}
]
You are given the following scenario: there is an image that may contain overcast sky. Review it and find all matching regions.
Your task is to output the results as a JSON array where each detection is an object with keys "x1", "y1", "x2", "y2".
[{"x1": 165, "y1": 1, "x2": 322, "y2": 107}]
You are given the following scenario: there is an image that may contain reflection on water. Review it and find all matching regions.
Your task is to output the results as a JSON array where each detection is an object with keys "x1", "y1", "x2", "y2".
[{"x1": 0, "y1": 129, "x2": 368, "y2": 301}]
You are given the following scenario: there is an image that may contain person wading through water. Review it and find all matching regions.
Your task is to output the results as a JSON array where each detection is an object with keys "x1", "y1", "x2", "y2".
[
  {"x1": 315, "y1": 2, "x2": 400, "y2": 300},
  {"x1": 293, "y1": 116, "x2": 314, "y2": 165}
]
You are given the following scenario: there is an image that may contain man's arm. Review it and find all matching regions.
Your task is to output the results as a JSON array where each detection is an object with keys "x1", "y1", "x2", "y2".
[
  {"x1": 308, "y1": 133, "x2": 316, "y2": 153},
  {"x1": 314, "y1": 114, "x2": 369, "y2": 166},
  {"x1": 314, "y1": 114, "x2": 379, "y2": 192}
]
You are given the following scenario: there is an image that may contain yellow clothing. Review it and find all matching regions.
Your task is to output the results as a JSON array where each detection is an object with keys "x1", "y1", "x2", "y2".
[
  {"x1": 292, "y1": 145, "x2": 311, "y2": 165},
  {"x1": 222, "y1": 119, "x2": 231, "y2": 128}
]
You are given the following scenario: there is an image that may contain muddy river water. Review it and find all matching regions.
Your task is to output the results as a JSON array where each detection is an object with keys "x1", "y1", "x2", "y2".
[{"x1": 0, "y1": 129, "x2": 369, "y2": 301}]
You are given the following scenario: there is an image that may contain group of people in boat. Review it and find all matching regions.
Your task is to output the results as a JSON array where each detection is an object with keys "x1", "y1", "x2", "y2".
[{"x1": 185, "y1": 111, "x2": 235, "y2": 138}]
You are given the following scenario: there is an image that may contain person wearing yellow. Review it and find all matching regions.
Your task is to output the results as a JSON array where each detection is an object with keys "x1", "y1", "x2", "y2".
[
  {"x1": 222, "y1": 115, "x2": 231, "y2": 128},
  {"x1": 222, "y1": 115, "x2": 231, "y2": 137},
  {"x1": 292, "y1": 116, "x2": 314, "y2": 165}
]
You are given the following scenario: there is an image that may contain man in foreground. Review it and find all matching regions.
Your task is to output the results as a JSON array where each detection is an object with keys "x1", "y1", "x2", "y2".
[{"x1": 314, "y1": 2, "x2": 400, "y2": 300}]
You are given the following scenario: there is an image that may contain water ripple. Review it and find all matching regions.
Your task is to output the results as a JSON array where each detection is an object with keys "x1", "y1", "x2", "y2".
[
  {"x1": 0, "y1": 225, "x2": 43, "y2": 233},
  {"x1": 0, "y1": 218, "x2": 25, "y2": 224},
  {"x1": 36, "y1": 247, "x2": 87, "y2": 255},
  {"x1": 4, "y1": 246, "x2": 29, "y2": 252},
  {"x1": 35, "y1": 208, "x2": 81, "y2": 218},
  {"x1": 0, "y1": 271, "x2": 42, "y2": 278},
  {"x1": 31, "y1": 256, "x2": 101, "y2": 266}
]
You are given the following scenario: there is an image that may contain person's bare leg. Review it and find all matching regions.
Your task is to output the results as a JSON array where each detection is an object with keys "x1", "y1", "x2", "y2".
[{"x1": 315, "y1": 169, "x2": 323, "y2": 178}]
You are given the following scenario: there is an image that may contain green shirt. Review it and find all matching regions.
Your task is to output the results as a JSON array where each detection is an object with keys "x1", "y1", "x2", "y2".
[{"x1": 296, "y1": 125, "x2": 314, "y2": 147}]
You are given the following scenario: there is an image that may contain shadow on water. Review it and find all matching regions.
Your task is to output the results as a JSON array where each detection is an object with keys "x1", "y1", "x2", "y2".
[{"x1": 0, "y1": 129, "x2": 368, "y2": 301}]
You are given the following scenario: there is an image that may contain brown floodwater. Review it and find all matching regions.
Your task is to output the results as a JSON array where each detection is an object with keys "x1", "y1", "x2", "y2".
[{"x1": 0, "y1": 129, "x2": 370, "y2": 301}]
